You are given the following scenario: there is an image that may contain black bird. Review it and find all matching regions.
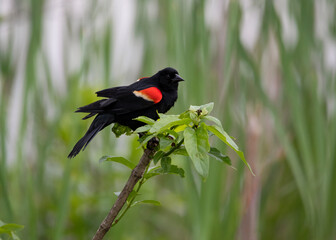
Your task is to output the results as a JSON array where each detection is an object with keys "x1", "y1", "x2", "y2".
[{"x1": 68, "y1": 67, "x2": 184, "y2": 158}]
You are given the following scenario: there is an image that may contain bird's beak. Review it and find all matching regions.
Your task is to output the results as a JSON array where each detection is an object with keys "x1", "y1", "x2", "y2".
[{"x1": 172, "y1": 74, "x2": 184, "y2": 83}]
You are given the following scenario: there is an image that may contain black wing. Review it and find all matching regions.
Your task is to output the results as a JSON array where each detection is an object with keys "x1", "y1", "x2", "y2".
[{"x1": 79, "y1": 82, "x2": 162, "y2": 117}]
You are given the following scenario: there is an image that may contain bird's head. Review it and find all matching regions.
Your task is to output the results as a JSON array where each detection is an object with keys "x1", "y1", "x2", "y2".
[{"x1": 156, "y1": 67, "x2": 184, "y2": 90}]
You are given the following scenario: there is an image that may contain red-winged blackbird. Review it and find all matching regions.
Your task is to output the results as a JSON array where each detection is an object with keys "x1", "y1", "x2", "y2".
[{"x1": 68, "y1": 67, "x2": 184, "y2": 158}]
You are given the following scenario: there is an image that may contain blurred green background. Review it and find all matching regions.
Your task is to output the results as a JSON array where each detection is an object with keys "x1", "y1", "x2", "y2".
[{"x1": 1, "y1": 0, "x2": 336, "y2": 239}]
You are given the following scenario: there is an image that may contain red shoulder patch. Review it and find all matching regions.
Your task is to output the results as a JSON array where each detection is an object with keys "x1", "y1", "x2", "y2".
[{"x1": 133, "y1": 87, "x2": 162, "y2": 103}]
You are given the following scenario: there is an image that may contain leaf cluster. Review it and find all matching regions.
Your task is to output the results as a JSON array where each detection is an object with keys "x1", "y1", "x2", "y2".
[
  {"x1": 104, "y1": 103, "x2": 253, "y2": 226},
  {"x1": 133, "y1": 102, "x2": 253, "y2": 178}
]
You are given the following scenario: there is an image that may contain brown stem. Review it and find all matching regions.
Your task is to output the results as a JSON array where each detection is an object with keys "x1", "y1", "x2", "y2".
[{"x1": 92, "y1": 138, "x2": 158, "y2": 240}]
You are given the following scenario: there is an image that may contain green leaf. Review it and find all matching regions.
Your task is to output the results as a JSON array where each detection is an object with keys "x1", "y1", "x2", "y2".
[
  {"x1": 179, "y1": 110, "x2": 190, "y2": 119},
  {"x1": 189, "y1": 111, "x2": 200, "y2": 125},
  {"x1": 190, "y1": 102, "x2": 214, "y2": 115},
  {"x1": 112, "y1": 123, "x2": 132, "y2": 137},
  {"x1": 131, "y1": 199, "x2": 161, "y2": 207},
  {"x1": 0, "y1": 224, "x2": 24, "y2": 232},
  {"x1": 208, "y1": 147, "x2": 231, "y2": 165},
  {"x1": 197, "y1": 123, "x2": 211, "y2": 152},
  {"x1": 206, "y1": 125, "x2": 254, "y2": 175},
  {"x1": 202, "y1": 115, "x2": 222, "y2": 127},
  {"x1": 133, "y1": 116, "x2": 155, "y2": 125},
  {"x1": 161, "y1": 156, "x2": 171, "y2": 172},
  {"x1": 0, "y1": 228, "x2": 10, "y2": 234},
  {"x1": 149, "y1": 115, "x2": 192, "y2": 134},
  {"x1": 159, "y1": 137, "x2": 174, "y2": 151},
  {"x1": 144, "y1": 165, "x2": 185, "y2": 178},
  {"x1": 172, "y1": 147, "x2": 188, "y2": 156},
  {"x1": 0, "y1": 221, "x2": 24, "y2": 237},
  {"x1": 153, "y1": 151, "x2": 165, "y2": 165},
  {"x1": 164, "y1": 129, "x2": 179, "y2": 139},
  {"x1": 143, "y1": 172, "x2": 161, "y2": 179},
  {"x1": 134, "y1": 125, "x2": 151, "y2": 133},
  {"x1": 174, "y1": 124, "x2": 188, "y2": 132},
  {"x1": 206, "y1": 125, "x2": 238, "y2": 150},
  {"x1": 183, "y1": 126, "x2": 210, "y2": 178},
  {"x1": 202, "y1": 102, "x2": 214, "y2": 113},
  {"x1": 99, "y1": 156, "x2": 136, "y2": 169},
  {"x1": 144, "y1": 166, "x2": 162, "y2": 179},
  {"x1": 167, "y1": 165, "x2": 185, "y2": 178},
  {"x1": 138, "y1": 134, "x2": 155, "y2": 147}
]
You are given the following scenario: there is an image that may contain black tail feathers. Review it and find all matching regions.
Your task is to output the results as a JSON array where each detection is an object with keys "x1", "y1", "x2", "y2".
[
  {"x1": 68, "y1": 114, "x2": 114, "y2": 158},
  {"x1": 75, "y1": 98, "x2": 117, "y2": 120}
]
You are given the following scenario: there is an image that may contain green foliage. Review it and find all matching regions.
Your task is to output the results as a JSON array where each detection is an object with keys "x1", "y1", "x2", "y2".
[
  {"x1": 133, "y1": 116, "x2": 156, "y2": 125},
  {"x1": 131, "y1": 199, "x2": 161, "y2": 207},
  {"x1": 112, "y1": 123, "x2": 133, "y2": 137},
  {"x1": 184, "y1": 126, "x2": 210, "y2": 178},
  {"x1": 99, "y1": 156, "x2": 136, "y2": 169},
  {"x1": 0, "y1": 220, "x2": 23, "y2": 240},
  {"x1": 107, "y1": 103, "x2": 250, "y2": 225},
  {"x1": 208, "y1": 148, "x2": 231, "y2": 165},
  {"x1": 134, "y1": 102, "x2": 252, "y2": 178}
]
